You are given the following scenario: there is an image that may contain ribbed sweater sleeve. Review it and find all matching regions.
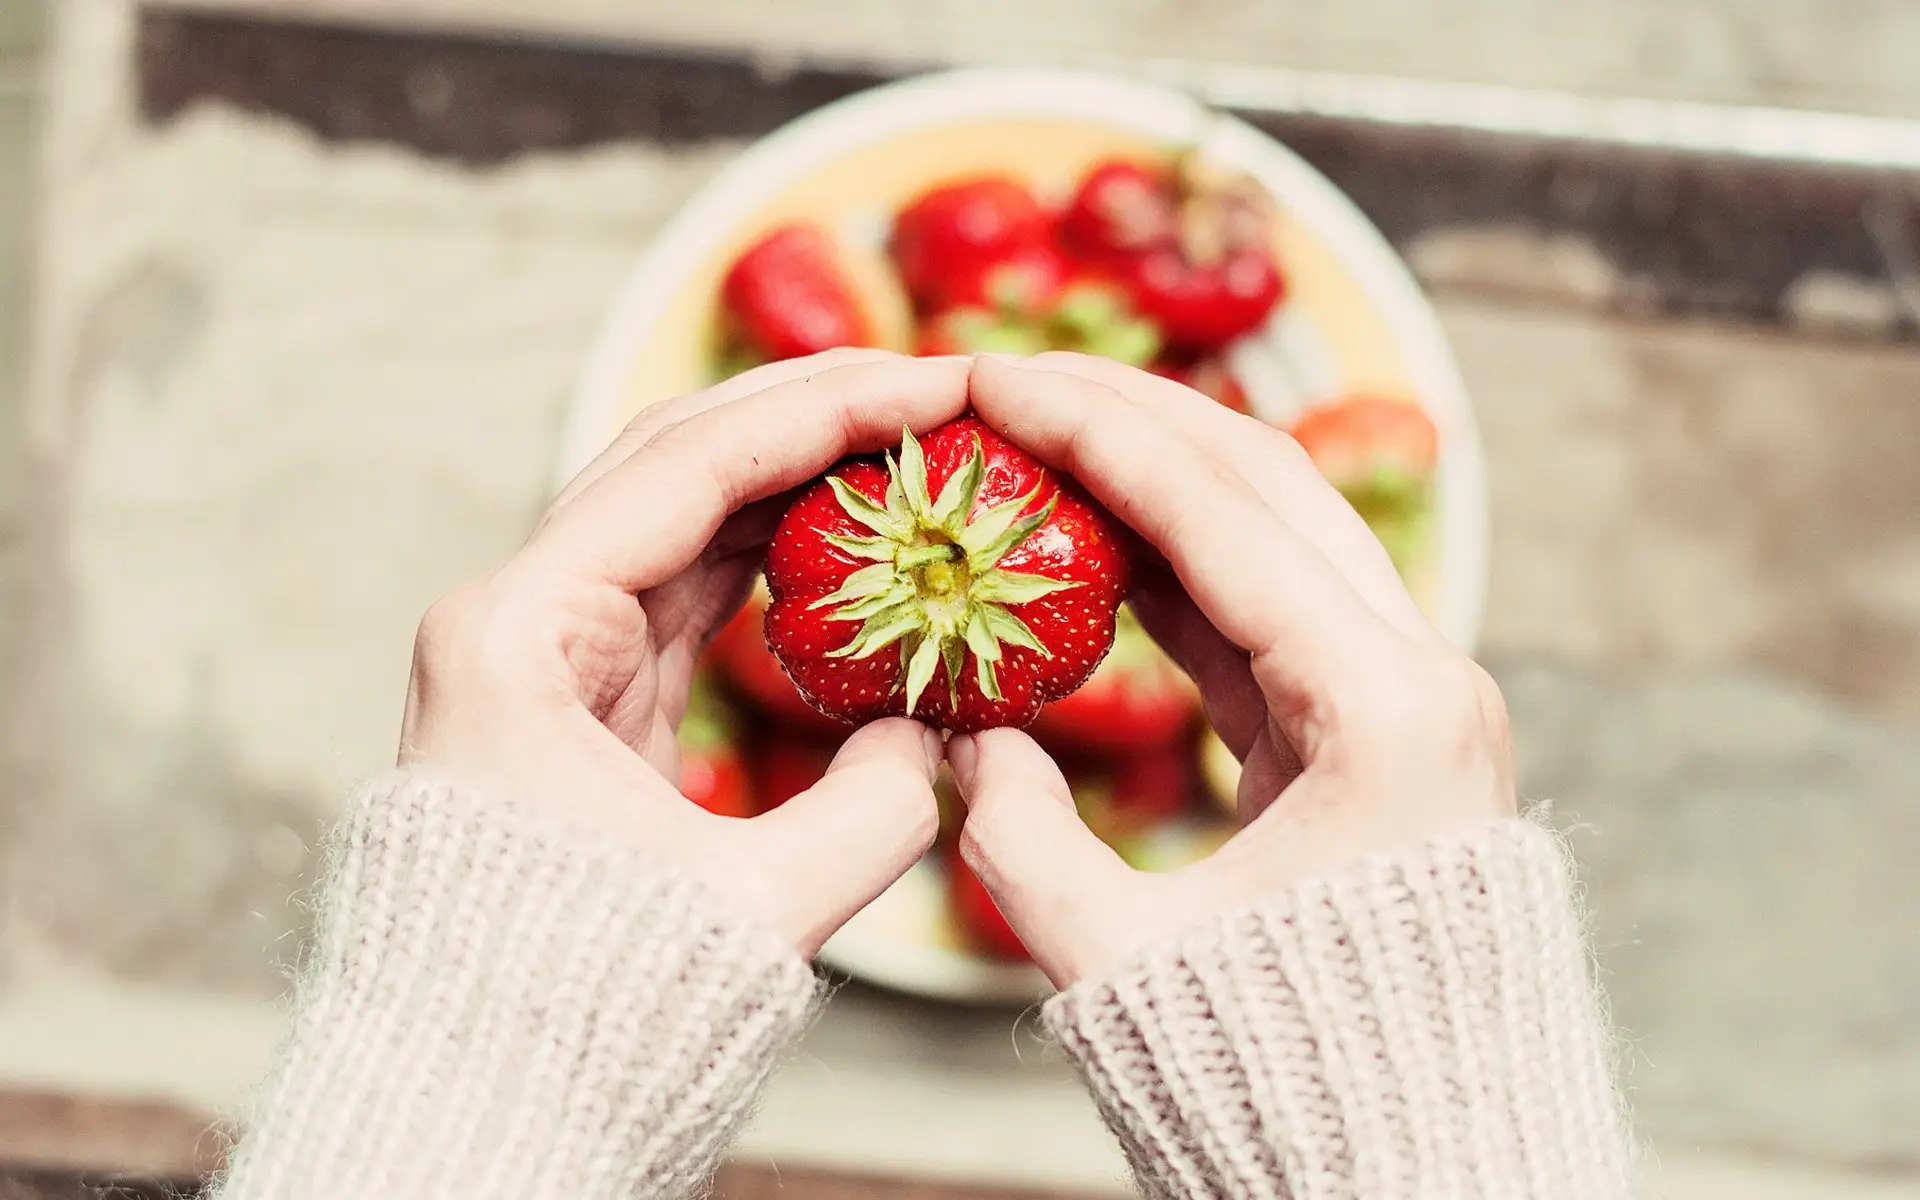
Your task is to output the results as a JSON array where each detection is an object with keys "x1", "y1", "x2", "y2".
[
  {"x1": 1044, "y1": 818, "x2": 1633, "y2": 1199},
  {"x1": 210, "y1": 770, "x2": 824, "y2": 1200}
]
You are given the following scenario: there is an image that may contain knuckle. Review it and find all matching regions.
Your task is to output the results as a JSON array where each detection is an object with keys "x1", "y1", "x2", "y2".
[
  {"x1": 956, "y1": 817, "x2": 1004, "y2": 874},
  {"x1": 1255, "y1": 423, "x2": 1315, "y2": 470},
  {"x1": 414, "y1": 583, "x2": 488, "y2": 659},
  {"x1": 1405, "y1": 650, "x2": 1510, "y2": 758},
  {"x1": 1332, "y1": 644, "x2": 1498, "y2": 741},
  {"x1": 1028, "y1": 349, "x2": 1111, "y2": 375},
  {"x1": 414, "y1": 575, "x2": 550, "y2": 680},
  {"x1": 617, "y1": 405, "x2": 673, "y2": 444},
  {"x1": 807, "y1": 345, "x2": 895, "y2": 370}
]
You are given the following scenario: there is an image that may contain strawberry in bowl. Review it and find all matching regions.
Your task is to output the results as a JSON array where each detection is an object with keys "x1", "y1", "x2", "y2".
[
  {"x1": 677, "y1": 682, "x2": 755, "y2": 819},
  {"x1": 707, "y1": 581, "x2": 850, "y2": 736},
  {"x1": 891, "y1": 176, "x2": 1055, "y2": 313},
  {"x1": 1064, "y1": 155, "x2": 1286, "y2": 352},
  {"x1": 719, "y1": 223, "x2": 876, "y2": 364},
  {"x1": 748, "y1": 729, "x2": 838, "y2": 814},
  {"x1": 1069, "y1": 745, "x2": 1196, "y2": 842},
  {"x1": 764, "y1": 416, "x2": 1130, "y2": 731},
  {"x1": 1290, "y1": 394, "x2": 1441, "y2": 575}
]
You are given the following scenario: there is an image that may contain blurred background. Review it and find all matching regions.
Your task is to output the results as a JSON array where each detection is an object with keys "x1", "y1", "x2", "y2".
[{"x1": 1, "y1": 1, "x2": 1917, "y2": 1197}]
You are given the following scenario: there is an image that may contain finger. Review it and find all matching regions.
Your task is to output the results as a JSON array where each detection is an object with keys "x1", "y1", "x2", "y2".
[
  {"x1": 1235, "y1": 727, "x2": 1304, "y2": 823},
  {"x1": 543, "y1": 348, "x2": 906, "y2": 522},
  {"x1": 968, "y1": 355, "x2": 1390, "y2": 696},
  {"x1": 1022, "y1": 351, "x2": 1430, "y2": 637},
  {"x1": 742, "y1": 718, "x2": 943, "y2": 955},
  {"x1": 947, "y1": 729, "x2": 1144, "y2": 988},
  {"x1": 1127, "y1": 573, "x2": 1267, "y2": 758},
  {"x1": 532, "y1": 355, "x2": 973, "y2": 591},
  {"x1": 634, "y1": 491, "x2": 793, "y2": 655}
]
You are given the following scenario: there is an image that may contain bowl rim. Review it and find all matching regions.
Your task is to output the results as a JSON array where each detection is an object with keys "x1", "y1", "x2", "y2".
[{"x1": 559, "y1": 66, "x2": 1489, "y2": 1003}]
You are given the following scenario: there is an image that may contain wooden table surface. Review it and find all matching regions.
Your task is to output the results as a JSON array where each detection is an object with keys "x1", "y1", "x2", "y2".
[
  {"x1": 0, "y1": 1089, "x2": 1098, "y2": 1199},
  {"x1": 0, "y1": 1164, "x2": 1089, "y2": 1199}
]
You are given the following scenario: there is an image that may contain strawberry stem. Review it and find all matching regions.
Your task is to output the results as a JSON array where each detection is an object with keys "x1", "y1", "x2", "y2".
[{"x1": 896, "y1": 542, "x2": 960, "y2": 571}]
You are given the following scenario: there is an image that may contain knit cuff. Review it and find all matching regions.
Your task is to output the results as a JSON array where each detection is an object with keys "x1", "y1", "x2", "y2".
[
  {"x1": 216, "y1": 770, "x2": 824, "y2": 1200},
  {"x1": 1044, "y1": 818, "x2": 1632, "y2": 1200}
]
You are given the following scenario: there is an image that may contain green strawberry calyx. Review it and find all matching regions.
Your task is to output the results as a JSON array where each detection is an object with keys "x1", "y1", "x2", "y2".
[
  {"x1": 942, "y1": 278, "x2": 1162, "y2": 367},
  {"x1": 810, "y1": 425, "x2": 1084, "y2": 716}
]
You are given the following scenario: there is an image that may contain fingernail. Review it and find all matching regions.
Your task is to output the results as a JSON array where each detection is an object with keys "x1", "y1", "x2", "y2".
[
  {"x1": 946, "y1": 733, "x2": 978, "y2": 790},
  {"x1": 920, "y1": 725, "x2": 944, "y2": 774}
]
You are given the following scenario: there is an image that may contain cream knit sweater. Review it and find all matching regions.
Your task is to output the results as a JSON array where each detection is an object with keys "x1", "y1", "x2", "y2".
[{"x1": 211, "y1": 772, "x2": 1631, "y2": 1199}]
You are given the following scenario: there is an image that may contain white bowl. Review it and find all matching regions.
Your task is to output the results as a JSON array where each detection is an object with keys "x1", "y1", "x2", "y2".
[{"x1": 560, "y1": 68, "x2": 1488, "y2": 1005}]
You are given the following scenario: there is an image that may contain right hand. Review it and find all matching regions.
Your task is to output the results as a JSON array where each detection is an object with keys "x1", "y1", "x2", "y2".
[{"x1": 951, "y1": 353, "x2": 1517, "y2": 988}]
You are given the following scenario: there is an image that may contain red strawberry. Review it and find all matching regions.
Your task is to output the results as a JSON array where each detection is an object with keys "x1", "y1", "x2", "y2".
[
  {"x1": 708, "y1": 581, "x2": 849, "y2": 736},
  {"x1": 750, "y1": 730, "x2": 838, "y2": 813},
  {"x1": 1061, "y1": 160, "x2": 1177, "y2": 261},
  {"x1": 1290, "y1": 395, "x2": 1440, "y2": 573},
  {"x1": 679, "y1": 680, "x2": 753, "y2": 818},
  {"x1": 1070, "y1": 746, "x2": 1194, "y2": 841},
  {"x1": 1113, "y1": 745, "x2": 1195, "y2": 825},
  {"x1": 1064, "y1": 156, "x2": 1285, "y2": 351},
  {"x1": 1290, "y1": 394, "x2": 1439, "y2": 489},
  {"x1": 945, "y1": 847, "x2": 1028, "y2": 961},
  {"x1": 1030, "y1": 608, "x2": 1197, "y2": 755},
  {"x1": 1125, "y1": 245, "x2": 1283, "y2": 351},
  {"x1": 891, "y1": 177, "x2": 1052, "y2": 312},
  {"x1": 764, "y1": 417, "x2": 1130, "y2": 732},
  {"x1": 721, "y1": 223, "x2": 872, "y2": 361}
]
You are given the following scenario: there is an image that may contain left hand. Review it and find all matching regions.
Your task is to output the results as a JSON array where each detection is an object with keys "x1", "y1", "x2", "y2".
[{"x1": 398, "y1": 349, "x2": 972, "y2": 955}]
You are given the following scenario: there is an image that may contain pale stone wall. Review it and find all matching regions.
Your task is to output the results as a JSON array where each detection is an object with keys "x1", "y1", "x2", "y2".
[
  {"x1": 157, "y1": 0, "x2": 1920, "y2": 119},
  {"x1": 0, "y1": 1, "x2": 44, "y2": 778}
]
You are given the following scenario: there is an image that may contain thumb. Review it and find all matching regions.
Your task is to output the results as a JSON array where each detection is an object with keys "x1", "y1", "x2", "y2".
[
  {"x1": 948, "y1": 729, "x2": 1143, "y2": 988},
  {"x1": 745, "y1": 718, "x2": 942, "y2": 956}
]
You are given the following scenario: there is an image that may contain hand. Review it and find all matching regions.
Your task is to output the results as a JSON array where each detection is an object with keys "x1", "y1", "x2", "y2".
[
  {"x1": 398, "y1": 350, "x2": 972, "y2": 955},
  {"x1": 952, "y1": 353, "x2": 1516, "y2": 988}
]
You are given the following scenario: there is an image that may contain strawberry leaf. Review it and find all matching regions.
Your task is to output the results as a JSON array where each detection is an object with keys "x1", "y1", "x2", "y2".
[
  {"x1": 962, "y1": 493, "x2": 1059, "y2": 573},
  {"x1": 822, "y1": 531, "x2": 899, "y2": 562},
  {"x1": 954, "y1": 488, "x2": 1041, "y2": 568},
  {"x1": 882, "y1": 452, "x2": 912, "y2": 527},
  {"x1": 942, "y1": 636, "x2": 966, "y2": 689},
  {"x1": 963, "y1": 607, "x2": 1004, "y2": 665},
  {"x1": 829, "y1": 582, "x2": 916, "y2": 622},
  {"x1": 931, "y1": 436, "x2": 986, "y2": 534},
  {"x1": 903, "y1": 632, "x2": 944, "y2": 715},
  {"x1": 964, "y1": 610, "x2": 1007, "y2": 702},
  {"x1": 975, "y1": 653, "x2": 1004, "y2": 701},
  {"x1": 970, "y1": 569, "x2": 1084, "y2": 607},
  {"x1": 827, "y1": 605, "x2": 927, "y2": 660},
  {"x1": 978, "y1": 602, "x2": 1051, "y2": 658},
  {"x1": 828, "y1": 477, "x2": 906, "y2": 540},
  {"x1": 897, "y1": 426, "x2": 934, "y2": 523},
  {"x1": 808, "y1": 561, "x2": 898, "y2": 611}
]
